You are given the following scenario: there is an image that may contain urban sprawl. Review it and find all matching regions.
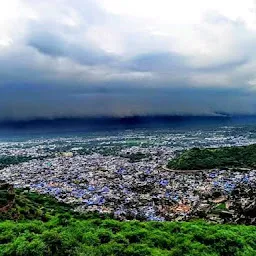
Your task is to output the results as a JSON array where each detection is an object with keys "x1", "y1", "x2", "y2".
[{"x1": 1, "y1": 128, "x2": 256, "y2": 223}]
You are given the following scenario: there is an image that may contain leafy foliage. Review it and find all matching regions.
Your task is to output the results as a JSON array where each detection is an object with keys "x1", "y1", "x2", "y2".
[
  {"x1": 0, "y1": 190, "x2": 256, "y2": 255},
  {"x1": 121, "y1": 152, "x2": 150, "y2": 163},
  {"x1": 0, "y1": 155, "x2": 49, "y2": 170},
  {"x1": 0, "y1": 156, "x2": 33, "y2": 169},
  {"x1": 1, "y1": 218, "x2": 255, "y2": 256},
  {"x1": 0, "y1": 189, "x2": 73, "y2": 221},
  {"x1": 168, "y1": 144, "x2": 256, "y2": 170}
]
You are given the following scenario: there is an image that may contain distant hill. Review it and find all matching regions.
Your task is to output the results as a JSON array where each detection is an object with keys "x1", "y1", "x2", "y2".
[
  {"x1": 0, "y1": 115, "x2": 240, "y2": 131},
  {"x1": 168, "y1": 144, "x2": 256, "y2": 170}
]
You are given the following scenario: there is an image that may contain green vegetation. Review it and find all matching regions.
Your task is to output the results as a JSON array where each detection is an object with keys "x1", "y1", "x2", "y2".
[
  {"x1": 121, "y1": 152, "x2": 150, "y2": 162},
  {"x1": 1, "y1": 217, "x2": 256, "y2": 256},
  {"x1": 0, "y1": 156, "x2": 33, "y2": 169},
  {"x1": 168, "y1": 144, "x2": 256, "y2": 170},
  {"x1": 0, "y1": 188, "x2": 73, "y2": 221},
  {"x1": 1, "y1": 188, "x2": 256, "y2": 255},
  {"x1": 0, "y1": 155, "x2": 50, "y2": 170}
]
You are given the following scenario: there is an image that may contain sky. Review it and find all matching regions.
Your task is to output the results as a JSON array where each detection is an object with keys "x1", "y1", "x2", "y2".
[{"x1": 1, "y1": 0, "x2": 256, "y2": 120}]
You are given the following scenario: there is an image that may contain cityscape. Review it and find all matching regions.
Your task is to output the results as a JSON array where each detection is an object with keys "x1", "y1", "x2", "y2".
[{"x1": 1, "y1": 126, "x2": 256, "y2": 223}]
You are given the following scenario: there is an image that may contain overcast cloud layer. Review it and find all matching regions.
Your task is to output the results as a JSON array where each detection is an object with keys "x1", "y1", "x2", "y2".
[{"x1": 1, "y1": 0, "x2": 256, "y2": 120}]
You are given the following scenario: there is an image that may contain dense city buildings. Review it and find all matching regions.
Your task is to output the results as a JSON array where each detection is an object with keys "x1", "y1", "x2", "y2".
[{"x1": 1, "y1": 127, "x2": 256, "y2": 223}]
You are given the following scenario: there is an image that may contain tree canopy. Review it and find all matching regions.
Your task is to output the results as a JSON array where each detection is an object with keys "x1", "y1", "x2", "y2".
[{"x1": 168, "y1": 144, "x2": 256, "y2": 170}]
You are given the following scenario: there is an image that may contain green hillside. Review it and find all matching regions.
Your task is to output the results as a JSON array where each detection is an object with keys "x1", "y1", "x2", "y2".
[
  {"x1": 168, "y1": 144, "x2": 256, "y2": 170},
  {"x1": 0, "y1": 187, "x2": 256, "y2": 256}
]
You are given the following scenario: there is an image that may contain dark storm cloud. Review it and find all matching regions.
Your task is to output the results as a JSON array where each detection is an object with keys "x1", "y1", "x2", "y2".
[
  {"x1": 28, "y1": 32, "x2": 64, "y2": 57},
  {"x1": 193, "y1": 57, "x2": 250, "y2": 72},
  {"x1": 127, "y1": 52, "x2": 249, "y2": 73},
  {"x1": 28, "y1": 31, "x2": 117, "y2": 66},
  {"x1": 127, "y1": 52, "x2": 189, "y2": 72},
  {"x1": 0, "y1": 0, "x2": 256, "y2": 121},
  {"x1": 1, "y1": 83, "x2": 255, "y2": 121}
]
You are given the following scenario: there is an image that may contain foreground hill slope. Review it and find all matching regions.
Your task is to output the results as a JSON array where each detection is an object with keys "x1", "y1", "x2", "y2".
[{"x1": 0, "y1": 187, "x2": 256, "y2": 256}]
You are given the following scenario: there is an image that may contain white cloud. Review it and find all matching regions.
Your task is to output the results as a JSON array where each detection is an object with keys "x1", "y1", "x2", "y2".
[
  {"x1": 0, "y1": 0, "x2": 37, "y2": 46},
  {"x1": 86, "y1": 25, "x2": 124, "y2": 54},
  {"x1": 98, "y1": 0, "x2": 256, "y2": 27}
]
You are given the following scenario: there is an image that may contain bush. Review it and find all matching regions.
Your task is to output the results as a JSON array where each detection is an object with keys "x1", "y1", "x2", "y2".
[{"x1": 1, "y1": 189, "x2": 256, "y2": 256}]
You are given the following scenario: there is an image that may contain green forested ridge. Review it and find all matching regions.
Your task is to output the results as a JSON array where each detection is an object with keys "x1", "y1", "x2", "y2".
[
  {"x1": 168, "y1": 144, "x2": 256, "y2": 170},
  {"x1": 121, "y1": 152, "x2": 150, "y2": 162},
  {"x1": 0, "y1": 155, "x2": 50, "y2": 170},
  {"x1": 0, "y1": 156, "x2": 33, "y2": 169},
  {"x1": 0, "y1": 189, "x2": 256, "y2": 256}
]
